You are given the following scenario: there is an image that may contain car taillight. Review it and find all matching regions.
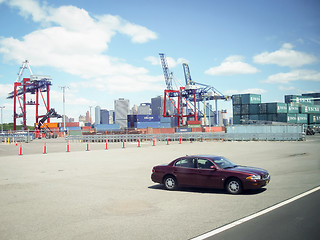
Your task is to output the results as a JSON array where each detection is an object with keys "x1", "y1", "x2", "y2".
[{"x1": 152, "y1": 169, "x2": 155, "y2": 173}]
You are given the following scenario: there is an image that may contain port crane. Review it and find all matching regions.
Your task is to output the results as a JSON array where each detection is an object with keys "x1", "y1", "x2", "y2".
[
  {"x1": 159, "y1": 53, "x2": 230, "y2": 127},
  {"x1": 7, "y1": 60, "x2": 52, "y2": 130}
]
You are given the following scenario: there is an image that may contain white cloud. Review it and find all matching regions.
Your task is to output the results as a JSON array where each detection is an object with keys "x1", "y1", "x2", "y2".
[
  {"x1": 263, "y1": 69, "x2": 320, "y2": 84},
  {"x1": 0, "y1": 84, "x2": 13, "y2": 98},
  {"x1": 225, "y1": 88, "x2": 267, "y2": 95},
  {"x1": 253, "y1": 43, "x2": 318, "y2": 68},
  {"x1": 205, "y1": 55, "x2": 259, "y2": 76},
  {"x1": 0, "y1": 0, "x2": 159, "y2": 93},
  {"x1": 278, "y1": 86, "x2": 295, "y2": 91}
]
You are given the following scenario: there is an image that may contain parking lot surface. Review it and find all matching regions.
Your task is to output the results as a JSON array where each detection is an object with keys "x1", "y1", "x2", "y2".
[{"x1": 1, "y1": 137, "x2": 320, "y2": 239}]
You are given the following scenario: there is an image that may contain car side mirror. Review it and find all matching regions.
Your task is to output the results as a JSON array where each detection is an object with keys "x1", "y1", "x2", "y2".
[{"x1": 210, "y1": 165, "x2": 216, "y2": 170}]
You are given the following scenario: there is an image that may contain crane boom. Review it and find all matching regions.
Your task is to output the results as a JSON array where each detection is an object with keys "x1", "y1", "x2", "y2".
[
  {"x1": 182, "y1": 63, "x2": 194, "y2": 85},
  {"x1": 159, "y1": 53, "x2": 173, "y2": 90}
]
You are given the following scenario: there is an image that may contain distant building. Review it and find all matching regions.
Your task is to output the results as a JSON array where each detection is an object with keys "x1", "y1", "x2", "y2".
[
  {"x1": 95, "y1": 106, "x2": 101, "y2": 125},
  {"x1": 100, "y1": 109, "x2": 109, "y2": 124},
  {"x1": 138, "y1": 103, "x2": 151, "y2": 115},
  {"x1": 85, "y1": 111, "x2": 91, "y2": 123},
  {"x1": 109, "y1": 110, "x2": 115, "y2": 124},
  {"x1": 114, "y1": 98, "x2": 130, "y2": 128},
  {"x1": 151, "y1": 96, "x2": 175, "y2": 117},
  {"x1": 131, "y1": 105, "x2": 138, "y2": 115},
  {"x1": 79, "y1": 115, "x2": 85, "y2": 122}
]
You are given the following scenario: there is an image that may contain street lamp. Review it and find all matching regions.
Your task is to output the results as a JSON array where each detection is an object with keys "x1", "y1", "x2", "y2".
[
  {"x1": 0, "y1": 106, "x2": 5, "y2": 133},
  {"x1": 59, "y1": 86, "x2": 69, "y2": 133}
]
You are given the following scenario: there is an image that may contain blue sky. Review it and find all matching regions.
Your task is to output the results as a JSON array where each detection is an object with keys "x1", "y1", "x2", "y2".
[{"x1": 0, "y1": 0, "x2": 319, "y2": 124}]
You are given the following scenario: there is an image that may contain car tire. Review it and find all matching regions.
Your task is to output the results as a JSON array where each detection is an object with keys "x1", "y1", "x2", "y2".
[
  {"x1": 226, "y1": 178, "x2": 242, "y2": 194},
  {"x1": 163, "y1": 175, "x2": 177, "y2": 190}
]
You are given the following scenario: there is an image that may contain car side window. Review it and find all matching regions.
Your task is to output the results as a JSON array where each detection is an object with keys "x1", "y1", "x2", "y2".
[
  {"x1": 197, "y1": 158, "x2": 214, "y2": 169},
  {"x1": 175, "y1": 158, "x2": 196, "y2": 168}
]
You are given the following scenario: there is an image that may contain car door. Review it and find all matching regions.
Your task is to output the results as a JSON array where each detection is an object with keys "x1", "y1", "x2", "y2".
[
  {"x1": 173, "y1": 157, "x2": 198, "y2": 186},
  {"x1": 196, "y1": 158, "x2": 221, "y2": 188}
]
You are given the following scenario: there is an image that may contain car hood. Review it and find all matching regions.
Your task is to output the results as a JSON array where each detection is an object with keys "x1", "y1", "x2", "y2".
[{"x1": 227, "y1": 166, "x2": 268, "y2": 175}]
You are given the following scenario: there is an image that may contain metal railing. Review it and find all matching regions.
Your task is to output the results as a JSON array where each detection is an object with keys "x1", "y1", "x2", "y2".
[{"x1": 65, "y1": 131, "x2": 304, "y2": 142}]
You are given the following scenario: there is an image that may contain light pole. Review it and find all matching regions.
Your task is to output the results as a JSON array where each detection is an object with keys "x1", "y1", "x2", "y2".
[
  {"x1": 59, "y1": 86, "x2": 69, "y2": 133},
  {"x1": 0, "y1": 106, "x2": 4, "y2": 133}
]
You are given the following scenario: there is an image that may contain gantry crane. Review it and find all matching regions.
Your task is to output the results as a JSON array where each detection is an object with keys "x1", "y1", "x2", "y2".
[
  {"x1": 182, "y1": 62, "x2": 230, "y2": 125},
  {"x1": 159, "y1": 53, "x2": 230, "y2": 127},
  {"x1": 7, "y1": 60, "x2": 52, "y2": 130}
]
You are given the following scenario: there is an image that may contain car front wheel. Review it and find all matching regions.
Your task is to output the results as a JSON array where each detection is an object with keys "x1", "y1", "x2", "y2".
[
  {"x1": 164, "y1": 176, "x2": 177, "y2": 190},
  {"x1": 226, "y1": 178, "x2": 242, "y2": 194}
]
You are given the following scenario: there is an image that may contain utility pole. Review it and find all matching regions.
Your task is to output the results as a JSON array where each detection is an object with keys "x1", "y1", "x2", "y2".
[
  {"x1": 59, "y1": 86, "x2": 69, "y2": 133},
  {"x1": 0, "y1": 106, "x2": 4, "y2": 133}
]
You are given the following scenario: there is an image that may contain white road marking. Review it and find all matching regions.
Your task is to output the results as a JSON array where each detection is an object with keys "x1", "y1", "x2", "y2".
[{"x1": 191, "y1": 186, "x2": 320, "y2": 240}]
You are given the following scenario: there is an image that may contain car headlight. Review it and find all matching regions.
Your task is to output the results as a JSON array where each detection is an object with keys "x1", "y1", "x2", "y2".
[{"x1": 246, "y1": 175, "x2": 261, "y2": 180}]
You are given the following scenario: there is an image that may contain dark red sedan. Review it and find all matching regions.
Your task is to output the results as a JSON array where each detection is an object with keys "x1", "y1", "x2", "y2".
[{"x1": 151, "y1": 155, "x2": 270, "y2": 194}]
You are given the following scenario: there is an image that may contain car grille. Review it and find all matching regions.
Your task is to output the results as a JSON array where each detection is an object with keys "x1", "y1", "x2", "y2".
[{"x1": 261, "y1": 174, "x2": 269, "y2": 180}]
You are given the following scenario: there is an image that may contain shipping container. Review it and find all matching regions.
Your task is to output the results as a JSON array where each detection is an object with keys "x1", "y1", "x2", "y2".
[
  {"x1": 95, "y1": 124, "x2": 120, "y2": 131},
  {"x1": 136, "y1": 121, "x2": 161, "y2": 129},
  {"x1": 287, "y1": 104, "x2": 299, "y2": 113},
  {"x1": 175, "y1": 128, "x2": 192, "y2": 133},
  {"x1": 267, "y1": 102, "x2": 288, "y2": 114},
  {"x1": 159, "y1": 122, "x2": 171, "y2": 128},
  {"x1": 241, "y1": 105, "x2": 249, "y2": 115},
  {"x1": 249, "y1": 115, "x2": 259, "y2": 121},
  {"x1": 249, "y1": 104, "x2": 260, "y2": 115},
  {"x1": 68, "y1": 130, "x2": 82, "y2": 136},
  {"x1": 36, "y1": 122, "x2": 59, "y2": 128},
  {"x1": 233, "y1": 115, "x2": 241, "y2": 124},
  {"x1": 233, "y1": 105, "x2": 241, "y2": 115},
  {"x1": 296, "y1": 114, "x2": 308, "y2": 124},
  {"x1": 299, "y1": 105, "x2": 320, "y2": 114},
  {"x1": 137, "y1": 115, "x2": 160, "y2": 122},
  {"x1": 160, "y1": 117, "x2": 171, "y2": 123},
  {"x1": 232, "y1": 94, "x2": 242, "y2": 105},
  {"x1": 192, "y1": 128, "x2": 203, "y2": 132},
  {"x1": 241, "y1": 94, "x2": 261, "y2": 105},
  {"x1": 258, "y1": 114, "x2": 268, "y2": 121},
  {"x1": 259, "y1": 103, "x2": 268, "y2": 114},
  {"x1": 302, "y1": 93, "x2": 320, "y2": 105},
  {"x1": 285, "y1": 95, "x2": 314, "y2": 105},
  {"x1": 267, "y1": 114, "x2": 277, "y2": 122},
  {"x1": 60, "y1": 122, "x2": 80, "y2": 127},
  {"x1": 308, "y1": 114, "x2": 320, "y2": 124},
  {"x1": 275, "y1": 114, "x2": 297, "y2": 123}
]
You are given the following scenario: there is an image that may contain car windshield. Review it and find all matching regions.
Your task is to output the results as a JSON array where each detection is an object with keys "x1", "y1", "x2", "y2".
[{"x1": 212, "y1": 157, "x2": 237, "y2": 169}]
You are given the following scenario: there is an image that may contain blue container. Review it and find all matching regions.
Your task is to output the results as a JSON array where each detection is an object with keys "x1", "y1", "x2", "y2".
[
  {"x1": 175, "y1": 128, "x2": 192, "y2": 133},
  {"x1": 137, "y1": 115, "x2": 160, "y2": 122},
  {"x1": 160, "y1": 117, "x2": 171, "y2": 123},
  {"x1": 160, "y1": 122, "x2": 171, "y2": 128},
  {"x1": 95, "y1": 124, "x2": 120, "y2": 131},
  {"x1": 136, "y1": 121, "x2": 161, "y2": 129}
]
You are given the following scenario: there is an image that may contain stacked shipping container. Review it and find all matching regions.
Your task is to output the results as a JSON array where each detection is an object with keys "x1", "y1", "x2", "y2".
[
  {"x1": 127, "y1": 115, "x2": 172, "y2": 129},
  {"x1": 232, "y1": 93, "x2": 320, "y2": 125}
]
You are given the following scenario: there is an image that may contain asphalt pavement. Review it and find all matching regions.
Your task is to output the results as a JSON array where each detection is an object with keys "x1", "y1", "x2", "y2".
[{"x1": 0, "y1": 136, "x2": 319, "y2": 239}]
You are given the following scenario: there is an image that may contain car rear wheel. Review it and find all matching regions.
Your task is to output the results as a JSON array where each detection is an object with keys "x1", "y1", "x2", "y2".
[
  {"x1": 226, "y1": 178, "x2": 242, "y2": 194},
  {"x1": 163, "y1": 175, "x2": 177, "y2": 190}
]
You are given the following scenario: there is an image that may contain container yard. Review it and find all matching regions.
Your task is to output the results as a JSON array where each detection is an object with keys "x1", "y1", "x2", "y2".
[{"x1": 232, "y1": 93, "x2": 320, "y2": 132}]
